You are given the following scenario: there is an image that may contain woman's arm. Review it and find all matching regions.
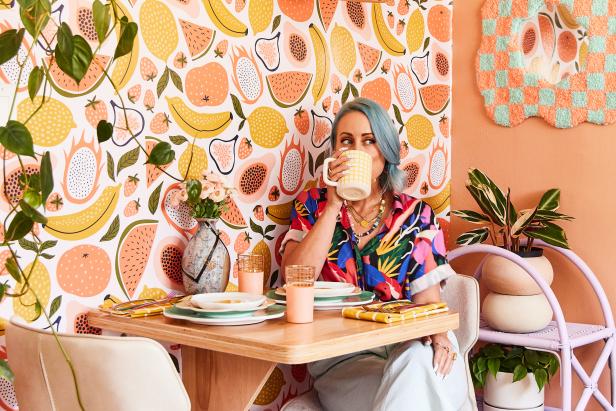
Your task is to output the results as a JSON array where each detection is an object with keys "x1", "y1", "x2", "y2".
[{"x1": 281, "y1": 205, "x2": 339, "y2": 282}]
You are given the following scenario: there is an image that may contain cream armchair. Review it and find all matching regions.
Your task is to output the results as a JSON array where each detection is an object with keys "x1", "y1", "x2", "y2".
[
  {"x1": 281, "y1": 274, "x2": 480, "y2": 411},
  {"x1": 6, "y1": 316, "x2": 190, "y2": 411}
]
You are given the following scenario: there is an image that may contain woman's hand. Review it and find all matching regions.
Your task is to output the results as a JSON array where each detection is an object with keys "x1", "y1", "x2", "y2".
[
  {"x1": 424, "y1": 332, "x2": 456, "y2": 378},
  {"x1": 324, "y1": 148, "x2": 349, "y2": 212}
]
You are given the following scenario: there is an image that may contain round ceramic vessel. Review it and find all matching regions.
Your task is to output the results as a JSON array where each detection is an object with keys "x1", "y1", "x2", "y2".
[
  {"x1": 482, "y1": 252, "x2": 553, "y2": 296},
  {"x1": 482, "y1": 292, "x2": 553, "y2": 333},
  {"x1": 484, "y1": 371, "x2": 544, "y2": 410}
]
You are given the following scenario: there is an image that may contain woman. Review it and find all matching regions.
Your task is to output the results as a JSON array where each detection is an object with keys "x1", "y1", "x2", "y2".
[{"x1": 280, "y1": 98, "x2": 468, "y2": 411}]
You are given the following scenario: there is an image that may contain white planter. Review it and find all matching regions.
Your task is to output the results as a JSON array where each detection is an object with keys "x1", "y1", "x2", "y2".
[
  {"x1": 484, "y1": 371, "x2": 544, "y2": 410},
  {"x1": 482, "y1": 292, "x2": 553, "y2": 333},
  {"x1": 482, "y1": 254, "x2": 553, "y2": 296}
]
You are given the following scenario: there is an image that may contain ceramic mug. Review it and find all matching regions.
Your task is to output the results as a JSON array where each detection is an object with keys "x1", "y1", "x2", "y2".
[{"x1": 322, "y1": 150, "x2": 372, "y2": 201}]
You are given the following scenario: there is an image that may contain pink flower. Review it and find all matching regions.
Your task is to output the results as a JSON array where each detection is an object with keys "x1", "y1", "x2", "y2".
[
  {"x1": 210, "y1": 188, "x2": 226, "y2": 202},
  {"x1": 178, "y1": 188, "x2": 188, "y2": 202},
  {"x1": 200, "y1": 181, "x2": 216, "y2": 199},
  {"x1": 170, "y1": 190, "x2": 182, "y2": 208},
  {"x1": 204, "y1": 171, "x2": 222, "y2": 184}
]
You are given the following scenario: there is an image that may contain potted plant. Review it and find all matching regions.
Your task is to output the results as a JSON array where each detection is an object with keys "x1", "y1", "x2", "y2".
[
  {"x1": 171, "y1": 171, "x2": 236, "y2": 294},
  {"x1": 453, "y1": 168, "x2": 573, "y2": 332},
  {"x1": 471, "y1": 344, "x2": 559, "y2": 411}
]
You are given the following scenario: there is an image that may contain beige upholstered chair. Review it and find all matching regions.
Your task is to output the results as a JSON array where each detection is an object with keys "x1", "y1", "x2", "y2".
[
  {"x1": 6, "y1": 317, "x2": 190, "y2": 411},
  {"x1": 282, "y1": 274, "x2": 480, "y2": 411}
]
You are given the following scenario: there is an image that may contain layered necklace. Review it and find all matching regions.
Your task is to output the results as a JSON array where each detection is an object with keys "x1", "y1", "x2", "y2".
[{"x1": 344, "y1": 194, "x2": 387, "y2": 242}]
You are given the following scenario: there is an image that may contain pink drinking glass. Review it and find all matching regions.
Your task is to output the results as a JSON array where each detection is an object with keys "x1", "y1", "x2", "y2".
[
  {"x1": 238, "y1": 254, "x2": 264, "y2": 295},
  {"x1": 285, "y1": 265, "x2": 315, "y2": 324}
]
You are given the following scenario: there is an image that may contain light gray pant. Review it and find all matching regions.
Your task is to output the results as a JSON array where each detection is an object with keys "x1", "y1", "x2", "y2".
[{"x1": 308, "y1": 331, "x2": 468, "y2": 411}]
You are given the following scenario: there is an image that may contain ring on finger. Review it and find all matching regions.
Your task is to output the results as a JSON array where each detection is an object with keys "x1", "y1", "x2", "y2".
[{"x1": 451, "y1": 352, "x2": 458, "y2": 360}]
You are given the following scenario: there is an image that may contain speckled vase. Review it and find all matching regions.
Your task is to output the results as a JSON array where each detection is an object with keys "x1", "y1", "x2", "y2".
[{"x1": 181, "y1": 218, "x2": 230, "y2": 294}]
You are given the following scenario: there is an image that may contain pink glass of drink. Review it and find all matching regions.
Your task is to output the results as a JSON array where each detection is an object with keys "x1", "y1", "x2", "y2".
[
  {"x1": 285, "y1": 265, "x2": 315, "y2": 324},
  {"x1": 238, "y1": 254, "x2": 264, "y2": 295}
]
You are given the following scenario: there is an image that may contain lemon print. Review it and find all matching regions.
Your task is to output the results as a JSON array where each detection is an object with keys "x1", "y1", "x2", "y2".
[
  {"x1": 17, "y1": 97, "x2": 75, "y2": 147},
  {"x1": 247, "y1": 107, "x2": 288, "y2": 148},
  {"x1": 254, "y1": 367, "x2": 285, "y2": 405},
  {"x1": 330, "y1": 25, "x2": 356, "y2": 78},
  {"x1": 138, "y1": 285, "x2": 168, "y2": 300},
  {"x1": 179, "y1": 144, "x2": 208, "y2": 180},
  {"x1": 249, "y1": 0, "x2": 273, "y2": 35},
  {"x1": 140, "y1": 0, "x2": 178, "y2": 62},
  {"x1": 406, "y1": 114, "x2": 435, "y2": 150},
  {"x1": 13, "y1": 260, "x2": 51, "y2": 322},
  {"x1": 225, "y1": 282, "x2": 238, "y2": 292},
  {"x1": 406, "y1": 10, "x2": 424, "y2": 54}
]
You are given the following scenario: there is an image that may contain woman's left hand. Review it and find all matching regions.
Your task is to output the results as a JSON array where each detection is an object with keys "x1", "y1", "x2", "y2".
[{"x1": 424, "y1": 332, "x2": 456, "y2": 378}]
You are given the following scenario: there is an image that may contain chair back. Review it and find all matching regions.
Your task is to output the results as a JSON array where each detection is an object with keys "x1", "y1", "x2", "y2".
[
  {"x1": 442, "y1": 274, "x2": 480, "y2": 411},
  {"x1": 6, "y1": 317, "x2": 190, "y2": 411}
]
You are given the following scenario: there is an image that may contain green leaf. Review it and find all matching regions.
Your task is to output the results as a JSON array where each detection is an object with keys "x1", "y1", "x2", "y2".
[
  {"x1": 97, "y1": 120, "x2": 113, "y2": 143},
  {"x1": 100, "y1": 215, "x2": 120, "y2": 241},
  {"x1": 272, "y1": 14, "x2": 281, "y2": 32},
  {"x1": 54, "y1": 25, "x2": 94, "y2": 84},
  {"x1": 106, "y1": 151, "x2": 115, "y2": 181},
  {"x1": 93, "y1": 0, "x2": 111, "y2": 43},
  {"x1": 19, "y1": 199, "x2": 47, "y2": 224},
  {"x1": 250, "y1": 219, "x2": 263, "y2": 236},
  {"x1": 185, "y1": 179, "x2": 202, "y2": 203},
  {"x1": 392, "y1": 104, "x2": 404, "y2": 125},
  {"x1": 467, "y1": 168, "x2": 510, "y2": 225},
  {"x1": 116, "y1": 146, "x2": 140, "y2": 175},
  {"x1": 349, "y1": 83, "x2": 358, "y2": 98},
  {"x1": 0, "y1": 121, "x2": 35, "y2": 157},
  {"x1": 39, "y1": 240, "x2": 57, "y2": 251},
  {"x1": 487, "y1": 358, "x2": 500, "y2": 377},
  {"x1": 169, "y1": 69, "x2": 183, "y2": 92},
  {"x1": 524, "y1": 349, "x2": 540, "y2": 367},
  {"x1": 341, "y1": 82, "x2": 350, "y2": 104},
  {"x1": 0, "y1": 28, "x2": 24, "y2": 65},
  {"x1": 27, "y1": 66, "x2": 44, "y2": 100},
  {"x1": 510, "y1": 207, "x2": 537, "y2": 237},
  {"x1": 157, "y1": 66, "x2": 169, "y2": 97},
  {"x1": 533, "y1": 209, "x2": 574, "y2": 222},
  {"x1": 148, "y1": 183, "x2": 163, "y2": 215},
  {"x1": 114, "y1": 17, "x2": 138, "y2": 60},
  {"x1": 18, "y1": 237, "x2": 38, "y2": 252},
  {"x1": 456, "y1": 227, "x2": 489, "y2": 246},
  {"x1": 0, "y1": 360, "x2": 14, "y2": 383},
  {"x1": 33, "y1": 301, "x2": 42, "y2": 321},
  {"x1": 146, "y1": 142, "x2": 175, "y2": 165},
  {"x1": 230, "y1": 94, "x2": 245, "y2": 119},
  {"x1": 5, "y1": 211, "x2": 33, "y2": 241},
  {"x1": 537, "y1": 188, "x2": 560, "y2": 211},
  {"x1": 39, "y1": 151, "x2": 53, "y2": 204},
  {"x1": 264, "y1": 224, "x2": 275, "y2": 234},
  {"x1": 169, "y1": 135, "x2": 188, "y2": 145},
  {"x1": 269, "y1": 269, "x2": 278, "y2": 288},
  {"x1": 5, "y1": 257, "x2": 21, "y2": 283},
  {"x1": 513, "y1": 364, "x2": 528, "y2": 382},
  {"x1": 483, "y1": 344, "x2": 504, "y2": 359},
  {"x1": 525, "y1": 222, "x2": 569, "y2": 249},
  {"x1": 19, "y1": 0, "x2": 50, "y2": 37},
  {"x1": 548, "y1": 356, "x2": 559, "y2": 376},
  {"x1": 315, "y1": 150, "x2": 326, "y2": 171},
  {"x1": 40, "y1": 253, "x2": 54, "y2": 259},
  {"x1": 477, "y1": 356, "x2": 487, "y2": 372},
  {"x1": 49, "y1": 295, "x2": 62, "y2": 317},
  {"x1": 308, "y1": 151, "x2": 314, "y2": 176},
  {"x1": 533, "y1": 368, "x2": 548, "y2": 391},
  {"x1": 422, "y1": 36, "x2": 430, "y2": 52},
  {"x1": 451, "y1": 210, "x2": 491, "y2": 224}
]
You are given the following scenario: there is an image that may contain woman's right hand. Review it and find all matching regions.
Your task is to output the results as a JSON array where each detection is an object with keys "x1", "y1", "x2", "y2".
[{"x1": 324, "y1": 148, "x2": 349, "y2": 212}]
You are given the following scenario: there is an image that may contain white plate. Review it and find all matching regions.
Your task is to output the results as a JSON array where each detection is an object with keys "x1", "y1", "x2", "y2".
[
  {"x1": 190, "y1": 292, "x2": 266, "y2": 310},
  {"x1": 276, "y1": 282, "x2": 360, "y2": 298},
  {"x1": 176, "y1": 299, "x2": 275, "y2": 314},
  {"x1": 163, "y1": 305, "x2": 285, "y2": 326},
  {"x1": 267, "y1": 290, "x2": 375, "y2": 308}
]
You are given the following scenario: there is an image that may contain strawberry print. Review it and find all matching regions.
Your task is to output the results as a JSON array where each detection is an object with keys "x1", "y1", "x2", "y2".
[
  {"x1": 294, "y1": 107, "x2": 310, "y2": 135},
  {"x1": 124, "y1": 174, "x2": 140, "y2": 197},
  {"x1": 85, "y1": 98, "x2": 108, "y2": 128}
]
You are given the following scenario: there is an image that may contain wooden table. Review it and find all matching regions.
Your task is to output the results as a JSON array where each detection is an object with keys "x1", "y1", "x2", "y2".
[{"x1": 88, "y1": 310, "x2": 458, "y2": 411}]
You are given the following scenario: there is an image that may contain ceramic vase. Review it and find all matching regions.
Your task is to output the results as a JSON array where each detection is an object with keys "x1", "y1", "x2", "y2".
[
  {"x1": 483, "y1": 371, "x2": 544, "y2": 411},
  {"x1": 481, "y1": 248, "x2": 554, "y2": 333},
  {"x1": 181, "y1": 218, "x2": 230, "y2": 294}
]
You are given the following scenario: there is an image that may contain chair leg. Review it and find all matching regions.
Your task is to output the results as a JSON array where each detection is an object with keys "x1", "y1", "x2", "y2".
[
  {"x1": 611, "y1": 343, "x2": 616, "y2": 407},
  {"x1": 562, "y1": 347, "x2": 573, "y2": 411}
]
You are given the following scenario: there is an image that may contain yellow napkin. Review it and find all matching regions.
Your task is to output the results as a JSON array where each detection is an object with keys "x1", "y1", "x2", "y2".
[
  {"x1": 342, "y1": 301, "x2": 448, "y2": 324},
  {"x1": 98, "y1": 296, "x2": 186, "y2": 318}
]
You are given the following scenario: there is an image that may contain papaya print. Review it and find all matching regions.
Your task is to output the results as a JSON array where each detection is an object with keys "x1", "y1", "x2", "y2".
[{"x1": 0, "y1": 0, "x2": 451, "y2": 409}]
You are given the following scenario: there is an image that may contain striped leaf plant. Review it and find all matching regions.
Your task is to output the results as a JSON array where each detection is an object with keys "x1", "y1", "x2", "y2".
[{"x1": 452, "y1": 168, "x2": 574, "y2": 253}]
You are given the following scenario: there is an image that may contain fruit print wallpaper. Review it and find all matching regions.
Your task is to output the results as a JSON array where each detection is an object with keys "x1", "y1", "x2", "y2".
[
  {"x1": 0, "y1": 0, "x2": 451, "y2": 409},
  {"x1": 477, "y1": 0, "x2": 616, "y2": 128}
]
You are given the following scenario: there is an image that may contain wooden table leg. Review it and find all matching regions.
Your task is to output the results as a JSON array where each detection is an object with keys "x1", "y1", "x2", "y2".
[{"x1": 181, "y1": 346, "x2": 277, "y2": 411}]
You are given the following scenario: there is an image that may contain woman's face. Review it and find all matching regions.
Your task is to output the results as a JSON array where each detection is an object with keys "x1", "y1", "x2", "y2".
[{"x1": 334, "y1": 111, "x2": 386, "y2": 183}]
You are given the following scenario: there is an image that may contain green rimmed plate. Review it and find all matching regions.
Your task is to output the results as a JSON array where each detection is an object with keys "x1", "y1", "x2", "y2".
[
  {"x1": 164, "y1": 304, "x2": 286, "y2": 325},
  {"x1": 266, "y1": 289, "x2": 375, "y2": 307}
]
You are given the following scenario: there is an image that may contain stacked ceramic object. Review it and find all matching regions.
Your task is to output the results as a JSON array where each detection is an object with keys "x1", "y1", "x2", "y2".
[{"x1": 481, "y1": 252, "x2": 554, "y2": 333}]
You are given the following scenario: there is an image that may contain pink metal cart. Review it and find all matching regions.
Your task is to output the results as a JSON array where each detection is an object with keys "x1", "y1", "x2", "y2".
[{"x1": 448, "y1": 240, "x2": 616, "y2": 411}]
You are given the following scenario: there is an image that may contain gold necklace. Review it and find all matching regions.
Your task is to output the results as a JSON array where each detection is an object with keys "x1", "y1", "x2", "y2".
[{"x1": 347, "y1": 199, "x2": 385, "y2": 228}]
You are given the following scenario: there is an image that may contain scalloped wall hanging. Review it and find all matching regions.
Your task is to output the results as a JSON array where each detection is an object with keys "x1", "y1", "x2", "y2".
[{"x1": 476, "y1": 0, "x2": 616, "y2": 128}]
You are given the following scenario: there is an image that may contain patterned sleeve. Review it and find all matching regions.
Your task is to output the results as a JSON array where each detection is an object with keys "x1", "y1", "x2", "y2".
[
  {"x1": 278, "y1": 188, "x2": 320, "y2": 256},
  {"x1": 408, "y1": 202, "x2": 456, "y2": 295}
]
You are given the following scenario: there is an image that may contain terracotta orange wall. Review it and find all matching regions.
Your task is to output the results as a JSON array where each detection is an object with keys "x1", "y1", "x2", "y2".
[{"x1": 451, "y1": 2, "x2": 616, "y2": 409}]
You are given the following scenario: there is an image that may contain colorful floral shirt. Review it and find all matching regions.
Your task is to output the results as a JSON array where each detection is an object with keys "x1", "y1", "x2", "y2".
[{"x1": 281, "y1": 188, "x2": 455, "y2": 301}]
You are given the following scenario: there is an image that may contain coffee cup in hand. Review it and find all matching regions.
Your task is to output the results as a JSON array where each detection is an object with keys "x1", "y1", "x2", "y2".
[{"x1": 322, "y1": 150, "x2": 372, "y2": 201}]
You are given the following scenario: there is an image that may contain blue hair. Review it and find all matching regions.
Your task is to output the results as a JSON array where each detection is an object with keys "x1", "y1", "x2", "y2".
[{"x1": 330, "y1": 98, "x2": 405, "y2": 193}]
